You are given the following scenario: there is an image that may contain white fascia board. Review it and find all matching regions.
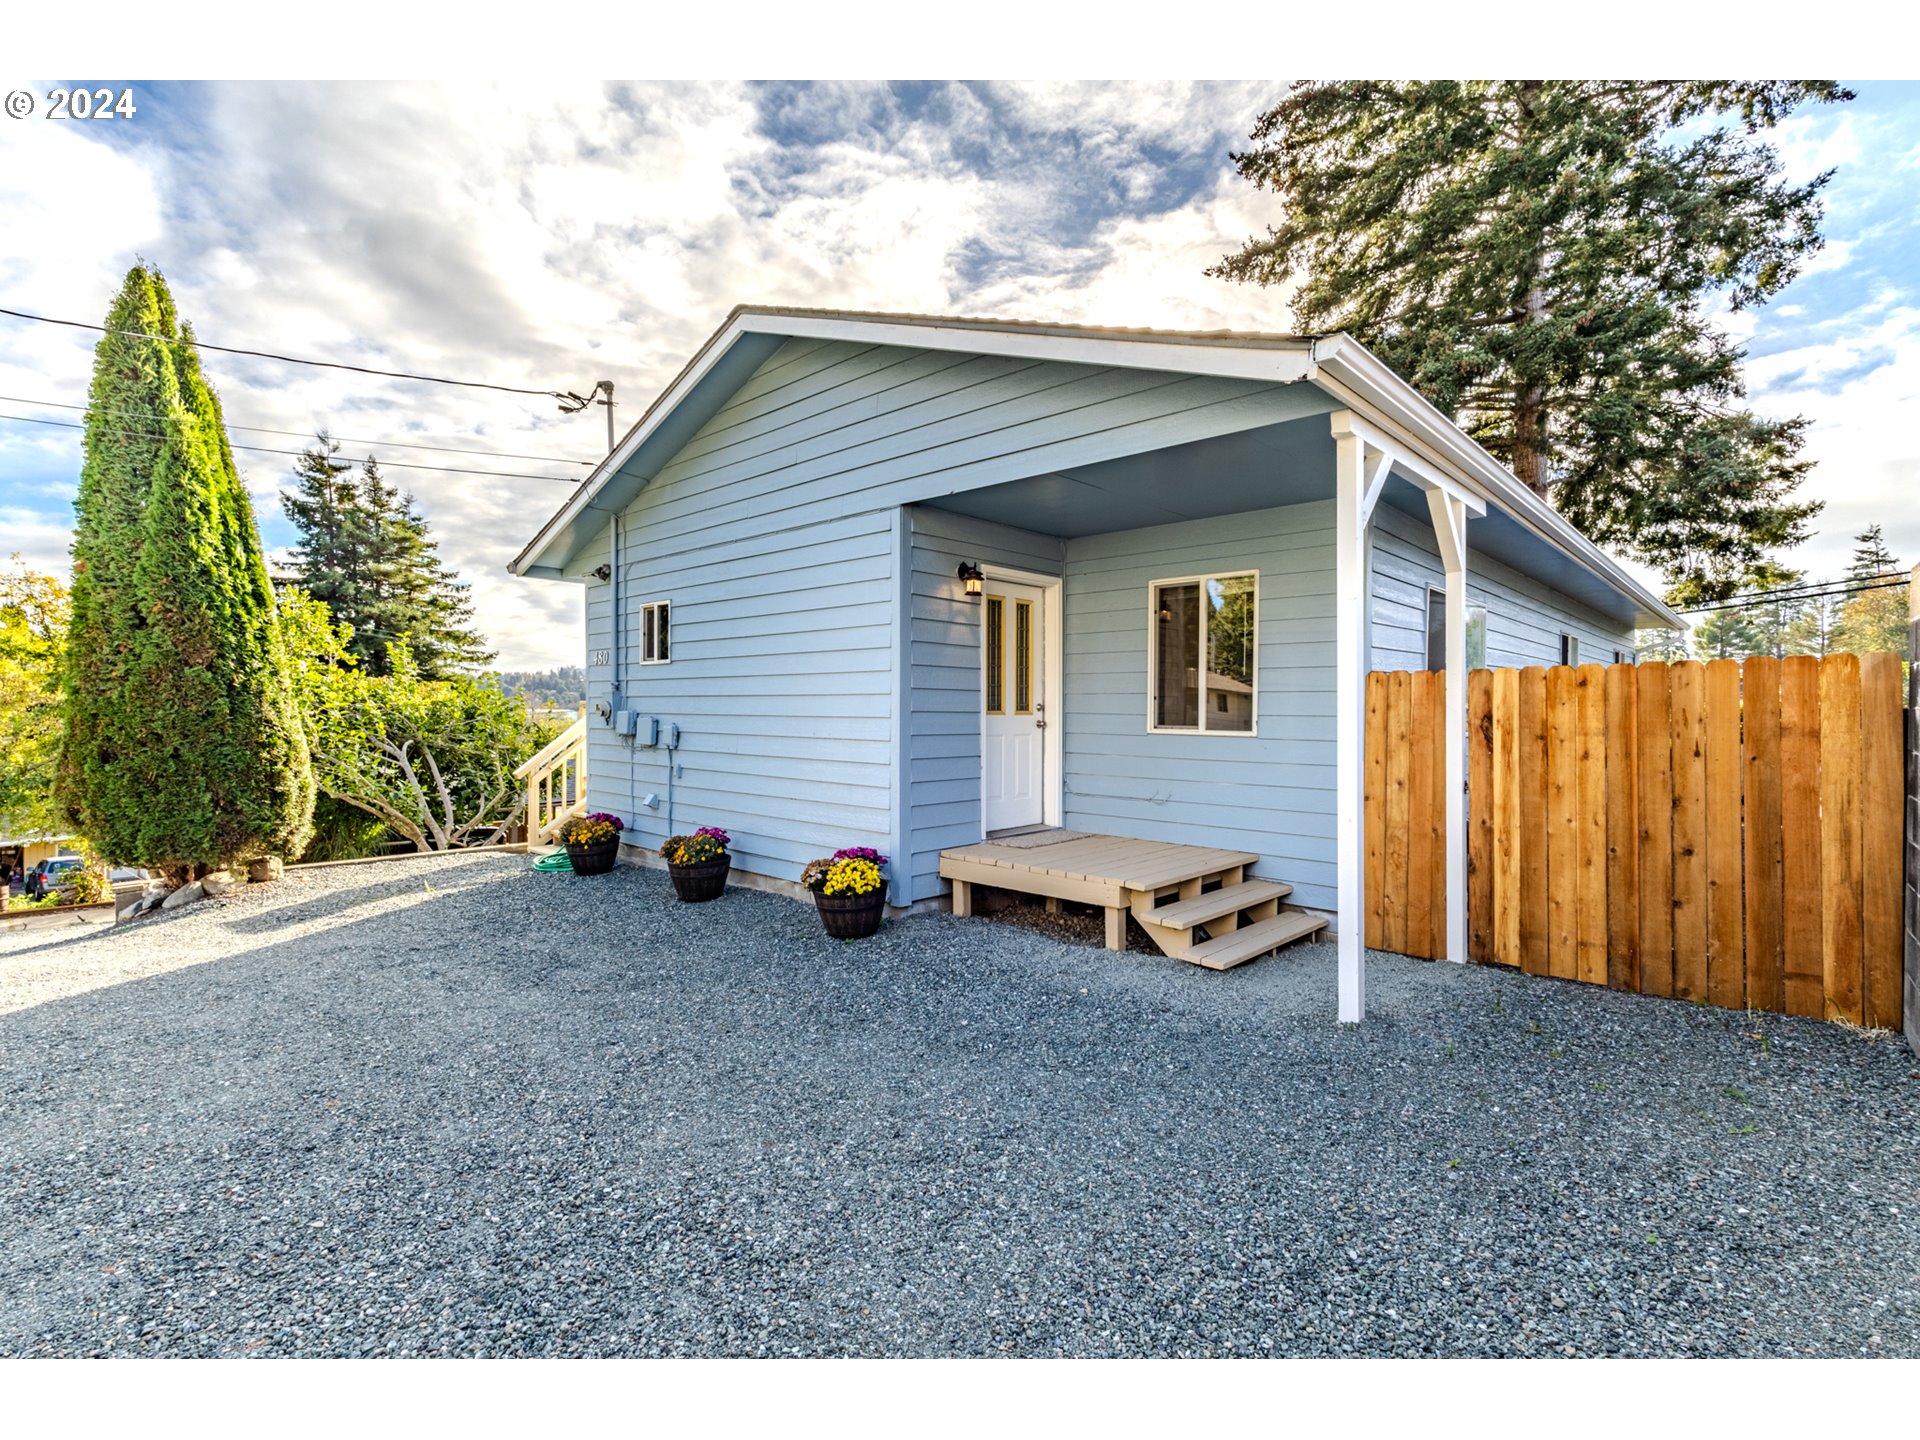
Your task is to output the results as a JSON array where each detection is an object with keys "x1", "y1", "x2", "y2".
[
  {"x1": 733, "y1": 311, "x2": 1318, "y2": 386},
  {"x1": 1311, "y1": 336, "x2": 1685, "y2": 631}
]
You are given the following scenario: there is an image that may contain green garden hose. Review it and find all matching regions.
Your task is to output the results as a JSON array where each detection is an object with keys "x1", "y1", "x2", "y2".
[{"x1": 532, "y1": 850, "x2": 574, "y2": 872}]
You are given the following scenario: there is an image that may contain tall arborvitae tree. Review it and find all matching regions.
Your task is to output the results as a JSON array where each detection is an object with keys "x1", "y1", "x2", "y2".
[
  {"x1": 59, "y1": 265, "x2": 315, "y2": 877},
  {"x1": 1213, "y1": 81, "x2": 1851, "y2": 603},
  {"x1": 282, "y1": 448, "x2": 492, "y2": 679}
]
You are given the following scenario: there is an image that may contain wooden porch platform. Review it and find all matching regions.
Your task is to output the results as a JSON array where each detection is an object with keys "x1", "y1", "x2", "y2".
[{"x1": 939, "y1": 832, "x2": 1327, "y2": 970}]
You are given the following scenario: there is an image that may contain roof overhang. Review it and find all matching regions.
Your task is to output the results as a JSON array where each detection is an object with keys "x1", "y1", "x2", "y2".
[
  {"x1": 510, "y1": 306, "x2": 1682, "y2": 632},
  {"x1": 1308, "y1": 336, "x2": 1683, "y2": 631}
]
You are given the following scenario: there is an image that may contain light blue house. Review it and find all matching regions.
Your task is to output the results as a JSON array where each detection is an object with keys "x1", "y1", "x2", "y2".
[{"x1": 511, "y1": 308, "x2": 1680, "y2": 1020}]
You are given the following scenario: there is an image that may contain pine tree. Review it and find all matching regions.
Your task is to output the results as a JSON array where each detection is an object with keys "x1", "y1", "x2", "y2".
[
  {"x1": 1835, "y1": 526, "x2": 1908, "y2": 657},
  {"x1": 1691, "y1": 606, "x2": 1764, "y2": 660},
  {"x1": 60, "y1": 265, "x2": 314, "y2": 876},
  {"x1": 1783, "y1": 593, "x2": 1846, "y2": 657},
  {"x1": 1213, "y1": 81, "x2": 1850, "y2": 603},
  {"x1": 1844, "y1": 524, "x2": 1897, "y2": 588},
  {"x1": 281, "y1": 449, "x2": 493, "y2": 679},
  {"x1": 281, "y1": 434, "x2": 373, "y2": 634}
]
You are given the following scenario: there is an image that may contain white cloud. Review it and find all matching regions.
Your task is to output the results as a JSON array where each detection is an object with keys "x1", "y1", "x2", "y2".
[
  {"x1": 1746, "y1": 301, "x2": 1920, "y2": 578},
  {"x1": 3, "y1": 81, "x2": 1307, "y2": 668},
  {"x1": 6, "y1": 78, "x2": 1901, "y2": 666}
]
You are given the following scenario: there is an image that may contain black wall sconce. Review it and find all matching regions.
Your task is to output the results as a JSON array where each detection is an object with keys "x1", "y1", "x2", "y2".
[
  {"x1": 592, "y1": 563, "x2": 612, "y2": 581},
  {"x1": 957, "y1": 561, "x2": 984, "y2": 597}
]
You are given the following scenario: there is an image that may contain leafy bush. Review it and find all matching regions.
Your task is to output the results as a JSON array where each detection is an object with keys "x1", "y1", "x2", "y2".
[
  {"x1": 56, "y1": 862, "x2": 111, "y2": 906},
  {"x1": 297, "y1": 794, "x2": 395, "y2": 864},
  {"x1": 283, "y1": 589, "x2": 548, "y2": 850}
]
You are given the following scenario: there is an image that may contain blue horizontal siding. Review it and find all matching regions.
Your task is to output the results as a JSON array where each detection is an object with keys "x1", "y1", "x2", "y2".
[
  {"x1": 573, "y1": 334, "x2": 1291, "y2": 897},
  {"x1": 900, "y1": 507, "x2": 1065, "y2": 903},
  {"x1": 1060, "y1": 502, "x2": 1341, "y2": 911}
]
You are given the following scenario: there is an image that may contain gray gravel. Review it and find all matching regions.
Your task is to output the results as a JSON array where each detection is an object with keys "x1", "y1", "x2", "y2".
[{"x1": 1, "y1": 850, "x2": 1916, "y2": 1357}]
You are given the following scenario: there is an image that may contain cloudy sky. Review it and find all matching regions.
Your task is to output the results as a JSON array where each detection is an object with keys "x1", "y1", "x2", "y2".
[{"x1": 2, "y1": 79, "x2": 1914, "y2": 669}]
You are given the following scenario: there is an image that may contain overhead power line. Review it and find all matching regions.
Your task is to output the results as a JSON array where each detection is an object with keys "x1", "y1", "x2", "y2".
[
  {"x1": 1677, "y1": 574, "x2": 1909, "y2": 616},
  {"x1": 0, "y1": 304, "x2": 570, "y2": 400},
  {"x1": 0, "y1": 394, "x2": 594, "y2": 467},
  {"x1": 0, "y1": 412, "x2": 582, "y2": 484}
]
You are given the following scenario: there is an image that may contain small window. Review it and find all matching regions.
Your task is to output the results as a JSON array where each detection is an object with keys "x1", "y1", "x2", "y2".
[
  {"x1": 1425, "y1": 589, "x2": 1488, "y2": 671},
  {"x1": 1013, "y1": 599, "x2": 1033, "y2": 715},
  {"x1": 1150, "y1": 572, "x2": 1256, "y2": 734},
  {"x1": 983, "y1": 594, "x2": 1005, "y2": 714},
  {"x1": 640, "y1": 600, "x2": 671, "y2": 664},
  {"x1": 1559, "y1": 633, "x2": 1579, "y2": 667},
  {"x1": 1614, "y1": 648, "x2": 1633, "y2": 666}
]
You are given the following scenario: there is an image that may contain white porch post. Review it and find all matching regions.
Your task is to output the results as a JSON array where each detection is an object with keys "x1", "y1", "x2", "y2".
[
  {"x1": 1331, "y1": 412, "x2": 1388, "y2": 1023},
  {"x1": 1427, "y1": 490, "x2": 1471, "y2": 965}
]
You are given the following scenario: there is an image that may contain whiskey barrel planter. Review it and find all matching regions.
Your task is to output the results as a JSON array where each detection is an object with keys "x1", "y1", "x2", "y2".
[
  {"x1": 813, "y1": 889, "x2": 885, "y2": 939},
  {"x1": 667, "y1": 856, "x2": 730, "y2": 902},
  {"x1": 565, "y1": 838, "x2": 620, "y2": 876}
]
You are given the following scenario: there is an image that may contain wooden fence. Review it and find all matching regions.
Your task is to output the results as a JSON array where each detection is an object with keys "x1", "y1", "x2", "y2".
[
  {"x1": 1363, "y1": 655, "x2": 1906, "y2": 1027},
  {"x1": 1363, "y1": 670, "x2": 1449, "y2": 960}
]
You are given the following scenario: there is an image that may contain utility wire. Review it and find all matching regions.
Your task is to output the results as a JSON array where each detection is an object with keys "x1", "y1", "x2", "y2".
[
  {"x1": 0, "y1": 305, "x2": 569, "y2": 400},
  {"x1": 0, "y1": 412, "x2": 582, "y2": 484},
  {"x1": 1677, "y1": 574, "x2": 1909, "y2": 615},
  {"x1": 0, "y1": 394, "x2": 595, "y2": 467}
]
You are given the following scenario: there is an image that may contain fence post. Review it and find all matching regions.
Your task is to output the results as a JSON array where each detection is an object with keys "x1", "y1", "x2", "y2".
[{"x1": 1905, "y1": 564, "x2": 1919, "y2": 1056}]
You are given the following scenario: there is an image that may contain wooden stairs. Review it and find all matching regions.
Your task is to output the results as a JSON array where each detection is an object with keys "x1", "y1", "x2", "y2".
[{"x1": 939, "y1": 834, "x2": 1328, "y2": 970}]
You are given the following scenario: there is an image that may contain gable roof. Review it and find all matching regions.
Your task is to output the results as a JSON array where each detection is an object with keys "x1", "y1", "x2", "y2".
[{"x1": 510, "y1": 306, "x2": 1683, "y2": 630}]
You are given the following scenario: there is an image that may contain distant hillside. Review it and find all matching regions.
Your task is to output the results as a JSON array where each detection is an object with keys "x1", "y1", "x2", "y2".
[{"x1": 490, "y1": 665, "x2": 585, "y2": 710}]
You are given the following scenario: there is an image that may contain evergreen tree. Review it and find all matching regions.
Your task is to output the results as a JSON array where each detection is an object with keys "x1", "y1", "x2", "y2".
[
  {"x1": 1691, "y1": 606, "x2": 1765, "y2": 661},
  {"x1": 281, "y1": 434, "x2": 373, "y2": 634},
  {"x1": 1213, "y1": 81, "x2": 1850, "y2": 602},
  {"x1": 1844, "y1": 524, "x2": 1897, "y2": 588},
  {"x1": 59, "y1": 265, "x2": 314, "y2": 877},
  {"x1": 1835, "y1": 525, "x2": 1908, "y2": 657},
  {"x1": 281, "y1": 446, "x2": 492, "y2": 679},
  {"x1": 1735, "y1": 568, "x2": 1808, "y2": 660},
  {"x1": 1783, "y1": 592, "x2": 1846, "y2": 657},
  {"x1": 358, "y1": 461, "x2": 494, "y2": 678}
]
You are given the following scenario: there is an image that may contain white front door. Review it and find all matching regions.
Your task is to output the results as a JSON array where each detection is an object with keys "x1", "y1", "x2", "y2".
[{"x1": 982, "y1": 579, "x2": 1046, "y2": 833}]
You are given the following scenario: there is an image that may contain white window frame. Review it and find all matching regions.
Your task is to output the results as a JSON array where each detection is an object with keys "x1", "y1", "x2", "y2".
[
  {"x1": 639, "y1": 598, "x2": 671, "y2": 665},
  {"x1": 1560, "y1": 632, "x2": 1579, "y2": 667},
  {"x1": 1146, "y1": 570, "x2": 1260, "y2": 737}
]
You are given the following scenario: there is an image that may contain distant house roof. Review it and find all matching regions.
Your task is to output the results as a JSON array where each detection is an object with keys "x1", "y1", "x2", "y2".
[{"x1": 512, "y1": 306, "x2": 1682, "y2": 630}]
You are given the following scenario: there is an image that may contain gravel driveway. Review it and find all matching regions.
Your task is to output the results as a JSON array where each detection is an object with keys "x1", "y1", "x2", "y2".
[{"x1": 2, "y1": 851, "x2": 1916, "y2": 1357}]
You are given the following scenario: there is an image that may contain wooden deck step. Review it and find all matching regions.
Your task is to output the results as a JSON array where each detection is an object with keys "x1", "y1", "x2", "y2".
[
  {"x1": 1141, "y1": 879, "x2": 1292, "y2": 929},
  {"x1": 1182, "y1": 911, "x2": 1329, "y2": 971}
]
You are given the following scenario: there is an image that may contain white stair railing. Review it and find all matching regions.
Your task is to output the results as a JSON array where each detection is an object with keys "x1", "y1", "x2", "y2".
[{"x1": 514, "y1": 710, "x2": 588, "y2": 843}]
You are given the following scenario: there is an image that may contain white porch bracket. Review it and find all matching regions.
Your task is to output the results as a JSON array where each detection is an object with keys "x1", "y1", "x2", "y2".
[
  {"x1": 1426, "y1": 489, "x2": 1471, "y2": 967},
  {"x1": 1331, "y1": 410, "x2": 1482, "y2": 1020}
]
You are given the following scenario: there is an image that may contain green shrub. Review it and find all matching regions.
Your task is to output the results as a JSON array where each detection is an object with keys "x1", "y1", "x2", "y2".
[
  {"x1": 58, "y1": 265, "x2": 315, "y2": 879},
  {"x1": 296, "y1": 795, "x2": 396, "y2": 864}
]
